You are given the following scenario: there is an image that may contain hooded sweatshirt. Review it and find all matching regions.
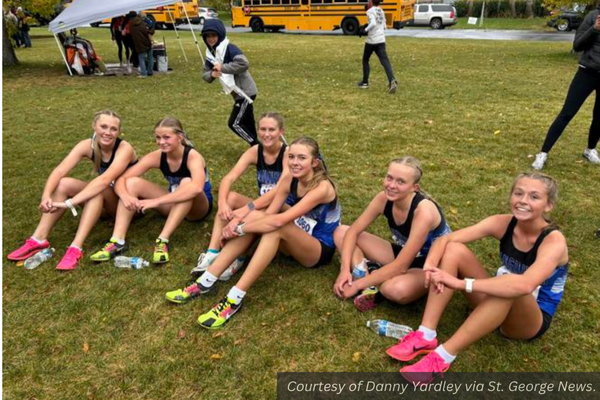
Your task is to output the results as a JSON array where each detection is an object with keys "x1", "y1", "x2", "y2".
[
  {"x1": 130, "y1": 15, "x2": 153, "y2": 53},
  {"x1": 573, "y1": 5, "x2": 600, "y2": 72},
  {"x1": 202, "y1": 19, "x2": 258, "y2": 100}
]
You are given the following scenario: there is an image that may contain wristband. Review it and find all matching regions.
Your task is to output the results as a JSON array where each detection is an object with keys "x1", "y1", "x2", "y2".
[
  {"x1": 235, "y1": 222, "x2": 246, "y2": 237},
  {"x1": 465, "y1": 278, "x2": 474, "y2": 293},
  {"x1": 247, "y1": 201, "x2": 255, "y2": 211},
  {"x1": 65, "y1": 198, "x2": 78, "y2": 217}
]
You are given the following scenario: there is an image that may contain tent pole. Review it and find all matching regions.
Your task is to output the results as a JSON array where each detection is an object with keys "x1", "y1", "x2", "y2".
[
  {"x1": 168, "y1": 9, "x2": 188, "y2": 62},
  {"x1": 180, "y1": 1, "x2": 204, "y2": 64},
  {"x1": 54, "y1": 34, "x2": 73, "y2": 76}
]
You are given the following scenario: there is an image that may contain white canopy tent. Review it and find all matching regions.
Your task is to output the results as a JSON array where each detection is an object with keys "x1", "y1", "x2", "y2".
[{"x1": 49, "y1": 0, "x2": 204, "y2": 75}]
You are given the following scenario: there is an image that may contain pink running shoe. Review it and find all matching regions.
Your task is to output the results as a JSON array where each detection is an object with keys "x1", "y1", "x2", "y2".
[
  {"x1": 56, "y1": 247, "x2": 83, "y2": 270},
  {"x1": 7, "y1": 238, "x2": 50, "y2": 261},
  {"x1": 400, "y1": 351, "x2": 451, "y2": 385},
  {"x1": 386, "y1": 330, "x2": 437, "y2": 362}
]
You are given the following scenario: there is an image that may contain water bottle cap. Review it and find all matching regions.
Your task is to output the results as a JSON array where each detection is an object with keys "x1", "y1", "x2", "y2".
[{"x1": 366, "y1": 321, "x2": 371, "y2": 327}]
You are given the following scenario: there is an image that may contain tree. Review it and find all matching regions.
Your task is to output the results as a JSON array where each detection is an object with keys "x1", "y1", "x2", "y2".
[
  {"x1": 3, "y1": 16, "x2": 19, "y2": 66},
  {"x1": 543, "y1": 0, "x2": 599, "y2": 13}
]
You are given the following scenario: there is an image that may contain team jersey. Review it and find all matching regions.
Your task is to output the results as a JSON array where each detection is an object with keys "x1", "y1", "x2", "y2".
[
  {"x1": 159, "y1": 145, "x2": 213, "y2": 204},
  {"x1": 498, "y1": 217, "x2": 568, "y2": 317},
  {"x1": 255, "y1": 143, "x2": 294, "y2": 205},
  {"x1": 384, "y1": 192, "x2": 451, "y2": 258},
  {"x1": 91, "y1": 137, "x2": 137, "y2": 175},
  {"x1": 287, "y1": 178, "x2": 341, "y2": 248}
]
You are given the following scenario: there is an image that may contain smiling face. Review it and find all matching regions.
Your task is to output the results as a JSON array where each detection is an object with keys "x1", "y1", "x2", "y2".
[
  {"x1": 93, "y1": 115, "x2": 120, "y2": 148},
  {"x1": 510, "y1": 177, "x2": 553, "y2": 221},
  {"x1": 288, "y1": 143, "x2": 317, "y2": 179},
  {"x1": 155, "y1": 126, "x2": 183, "y2": 153},
  {"x1": 383, "y1": 163, "x2": 419, "y2": 201},
  {"x1": 258, "y1": 117, "x2": 283, "y2": 147},
  {"x1": 205, "y1": 32, "x2": 218, "y2": 47}
]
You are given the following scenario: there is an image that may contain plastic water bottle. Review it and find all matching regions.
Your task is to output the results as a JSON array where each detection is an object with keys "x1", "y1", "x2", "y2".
[
  {"x1": 367, "y1": 319, "x2": 413, "y2": 340},
  {"x1": 24, "y1": 248, "x2": 55, "y2": 270},
  {"x1": 352, "y1": 258, "x2": 367, "y2": 281},
  {"x1": 114, "y1": 256, "x2": 149, "y2": 270}
]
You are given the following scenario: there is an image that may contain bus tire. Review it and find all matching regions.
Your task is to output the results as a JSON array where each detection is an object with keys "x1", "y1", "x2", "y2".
[
  {"x1": 165, "y1": 23, "x2": 175, "y2": 30},
  {"x1": 341, "y1": 18, "x2": 359, "y2": 35},
  {"x1": 250, "y1": 18, "x2": 264, "y2": 33}
]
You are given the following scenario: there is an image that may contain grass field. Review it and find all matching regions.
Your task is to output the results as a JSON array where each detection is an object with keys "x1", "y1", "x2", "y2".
[{"x1": 3, "y1": 26, "x2": 599, "y2": 399}]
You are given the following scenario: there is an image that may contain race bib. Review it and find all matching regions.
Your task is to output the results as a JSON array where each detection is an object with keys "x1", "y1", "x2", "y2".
[
  {"x1": 294, "y1": 215, "x2": 317, "y2": 235},
  {"x1": 169, "y1": 184, "x2": 179, "y2": 193},
  {"x1": 259, "y1": 183, "x2": 276, "y2": 196}
]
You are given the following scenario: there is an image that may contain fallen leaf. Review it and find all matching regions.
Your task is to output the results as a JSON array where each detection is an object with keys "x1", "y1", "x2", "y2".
[
  {"x1": 494, "y1": 130, "x2": 501, "y2": 135},
  {"x1": 234, "y1": 339, "x2": 245, "y2": 345},
  {"x1": 83, "y1": 342, "x2": 89, "y2": 353},
  {"x1": 177, "y1": 329, "x2": 186, "y2": 339},
  {"x1": 424, "y1": 120, "x2": 434, "y2": 125},
  {"x1": 210, "y1": 354, "x2": 223, "y2": 360},
  {"x1": 450, "y1": 207, "x2": 458, "y2": 215},
  {"x1": 212, "y1": 332, "x2": 225, "y2": 338},
  {"x1": 352, "y1": 352, "x2": 361, "y2": 362}
]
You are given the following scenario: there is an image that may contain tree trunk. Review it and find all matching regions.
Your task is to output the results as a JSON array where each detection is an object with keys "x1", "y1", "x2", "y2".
[
  {"x1": 525, "y1": 0, "x2": 534, "y2": 18},
  {"x1": 468, "y1": 0, "x2": 474, "y2": 16},
  {"x1": 509, "y1": 0, "x2": 517, "y2": 18},
  {"x1": 3, "y1": 16, "x2": 19, "y2": 67}
]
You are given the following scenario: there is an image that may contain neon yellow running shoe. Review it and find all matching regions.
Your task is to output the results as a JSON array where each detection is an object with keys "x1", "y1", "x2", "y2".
[
  {"x1": 152, "y1": 238, "x2": 169, "y2": 264},
  {"x1": 90, "y1": 238, "x2": 126, "y2": 262},
  {"x1": 197, "y1": 297, "x2": 242, "y2": 329},
  {"x1": 165, "y1": 281, "x2": 216, "y2": 304}
]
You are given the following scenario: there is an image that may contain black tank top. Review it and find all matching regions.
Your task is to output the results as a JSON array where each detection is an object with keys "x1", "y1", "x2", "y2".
[
  {"x1": 499, "y1": 217, "x2": 557, "y2": 271},
  {"x1": 91, "y1": 137, "x2": 122, "y2": 175},
  {"x1": 256, "y1": 143, "x2": 286, "y2": 172},
  {"x1": 160, "y1": 145, "x2": 192, "y2": 179},
  {"x1": 256, "y1": 143, "x2": 286, "y2": 196}
]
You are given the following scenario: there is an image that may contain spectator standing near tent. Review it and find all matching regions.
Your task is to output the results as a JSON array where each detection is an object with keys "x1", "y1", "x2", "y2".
[
  {"x1": 122, "y1": 12, "x2": 138, "y2": 72},
  {"x1": 202, "y1": 19, "x2": 259, "y2": 146},
  {"x1": 130, "y1": 11, "x2": 155, "y2": 77},
  {"x1": 110, "y1": 15, "x2": 128, "y2": 67},
  {"x1": 357, "y1": 0, "x2": 397, "y2": 94},
  {"x1": 17, "y1": 8, "x2": 31, "y2": 48}
]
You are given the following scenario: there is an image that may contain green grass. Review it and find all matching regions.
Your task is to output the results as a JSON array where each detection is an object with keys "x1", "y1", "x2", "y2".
[{"x1": 3, "y1": 27, "x2": 600, "y2": 400}]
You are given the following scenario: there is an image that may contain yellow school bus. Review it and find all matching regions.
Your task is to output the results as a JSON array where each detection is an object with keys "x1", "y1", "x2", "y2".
[
  {"x1": 87, "y1": 0, "x2": 200, "y2": 29},
  {"x1": 231, "y1": 0, "x2": 415, "y2": 35}
]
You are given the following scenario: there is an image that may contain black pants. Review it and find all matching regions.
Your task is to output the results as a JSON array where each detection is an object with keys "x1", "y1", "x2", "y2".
[
  {"x1": 362, "y1": 42, "x2": 395, "y2": 84},
  {"x1": 228, "y1": 95, "x2": 258, "y2": 146},
  {"x1": 122, "y1": 35, "x2": 137, "y2": 67},
  {"x1": 114, "y1": 31, "x2": 129, "y2": 64},
  {"x1": 541, "y1": 67, "x2": 600, "y2": 153}
]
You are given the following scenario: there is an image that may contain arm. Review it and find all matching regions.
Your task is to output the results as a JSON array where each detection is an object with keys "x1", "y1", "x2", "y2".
[
  {"x1": 56, "y1": 142, "x2": 135, "y2": 208},
  {"x1": 113, "y1": 151, "x2": 160, "y2": 210},
  {"x1": 220, "y1": 54, "x2": 250, "y2": 75},
  {"x1": 138, "y1": 150, "x2": 206, "y2": 211},
  {"x1": 573, "y1": 11, "x2": 600, "y2": 52},
  {"x1": 334, "y1": 192, "x2": 385, "y2": 298},
  {"x1": 349, "y1": 199, "x2": 443, "y2": 294},
  {"x1": 203, "y1": 60, "x2": 216, "y2": 83},
  {"x1": 430, "y1": 232, "x2": 567, "y2": 298},
  {"x1": 39, "y1": 140, "x2": 90, "y2": 212},
  {"x1": 217, "y1": 146, "x2": 258, "y2": 221},
  {"x1": 364, "y1": 9, "x2": 377, "y2": 32}
]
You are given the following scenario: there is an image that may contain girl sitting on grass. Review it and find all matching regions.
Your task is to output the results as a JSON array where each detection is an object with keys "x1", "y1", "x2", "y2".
[
  {"x1": 90, "y1": 117, "x2": 212, "y2": 264},
  {"x1": 7, "y1": 110, "x2": 137, "y2": 270},
  {"x1": 389, "y1": 172, "x2": 568, "y2": 383},
  {"x1": 333, "y1": 157, "x2": 451, "y2": 311},
  {"x1": 187, "y1": 112, "x2": 290, "y2": 282},
  {"x1": 167, "y1": 137, "x2": 341, "y2": 330}
]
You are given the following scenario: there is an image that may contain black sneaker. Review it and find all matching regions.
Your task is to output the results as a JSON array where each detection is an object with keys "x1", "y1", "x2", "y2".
[{"x1": 357, "y1": 81, "x2": 369, "y2": 89}]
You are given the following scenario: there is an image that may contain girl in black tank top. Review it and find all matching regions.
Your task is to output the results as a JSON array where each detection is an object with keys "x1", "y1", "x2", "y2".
[
  {"x1": 90, "y1": 117, "x2": 212, "y2": 266},
  {"x1": 8, "y1": 110, "x2": 136, "y2": 271},
  {"x1": 334, "y1": 157, "x2": 450, "y2": 312},
  {"x1": 393, "y1": 173, "x2": 569, "y2": 380}
]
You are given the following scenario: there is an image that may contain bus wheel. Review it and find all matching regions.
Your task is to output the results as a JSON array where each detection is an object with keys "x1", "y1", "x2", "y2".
[
  {"x1": 165, "y1": 23, "x2": 175, "y2": 30},
  {"x1": 341, "y1": 18, "x2": 359, "y2": 35},
  {"x1": 250, "y1": 18, "x2": 264, "y2": 33}
]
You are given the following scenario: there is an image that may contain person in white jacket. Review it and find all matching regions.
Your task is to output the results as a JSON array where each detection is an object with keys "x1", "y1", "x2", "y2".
[{"x1": 357, "y1": 0, "x2": 397, "y2": 93}]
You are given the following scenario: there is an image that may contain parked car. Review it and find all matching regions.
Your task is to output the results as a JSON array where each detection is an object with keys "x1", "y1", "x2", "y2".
[
  {"x1": 547, "y1": 5, "x2": 587, "y2": 32},
  {"x1": 198, "y1": 7, "x2": 218, "y2": 25},
  {"x1": 407, "y1": 4, "x2": 457, "y2": 29}
]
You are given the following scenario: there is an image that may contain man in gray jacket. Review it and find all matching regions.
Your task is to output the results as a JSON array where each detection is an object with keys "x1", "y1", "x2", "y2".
[{"x1": 202, "y1": 19, "x2": 258, "y2": 146}]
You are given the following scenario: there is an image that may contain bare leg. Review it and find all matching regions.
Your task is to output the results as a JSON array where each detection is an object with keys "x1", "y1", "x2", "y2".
[
  {"x1": 334, "y1": 225, "x2": 397, "y2": 270},
  {"x1": 206, "y1": 234, "x2": 257, "y2": 276},
  {"x1": 32, "y1": 178, "x2": 87, "y2": 240},
  {"x1": 157, "y1": 179, "x2": 210, "y2": 239},
  {"x1": 208, "y1": 191, "x2": 251, "y2": 250},
  {"x1": 101, "y1": 187, "x2": 120, "y2": 219},
  {"x1": 421, "y1": 242, "x2": 490, "y2": 330},
  {"x1": 71, "y1": 192, "x2": 104, "y2": 248},
  {"x1": 380, "y1": 269, "x2": 429, "y2": 304}
]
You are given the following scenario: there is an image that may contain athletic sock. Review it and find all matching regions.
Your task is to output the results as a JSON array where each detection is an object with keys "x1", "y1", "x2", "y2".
[
  {"x1": 111, "y1": 237, "x2": 125, "y2": 246},
  {"x1": 158, "y1": 237, "x2": 169, "y2": 243},
  {"x1": 418, "y1": 325, "x2": 437, "y2": 341},
  {"x1": 207, "y1": 249, "x2": 219, "y2": 255},
  {"x1": 199, "y1": 271, "x2": 218, "y2": 288},
  {"x1": 68, "y1": 244, "x2": 83, "y2": 251},
  {"x1": 30, "y1": 236, "x2": 46, "y2": 244},
  {"x1": 227, "y1": 286, "x2": 246, "y2": 305},
  {"x1": 434, "y1": 345, "x2": 456, "y2": 364}
]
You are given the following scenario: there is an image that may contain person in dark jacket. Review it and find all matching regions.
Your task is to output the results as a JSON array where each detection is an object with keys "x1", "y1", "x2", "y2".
[
  {"x1": 532, "y1": 5, "x2": 600, "y2": 170},
  {"x1": 202, "y1": 19, "x2": 259, "y2": 146},
  {"x1": 130, "y1": 11, "x2": 155, "y2": 77}
]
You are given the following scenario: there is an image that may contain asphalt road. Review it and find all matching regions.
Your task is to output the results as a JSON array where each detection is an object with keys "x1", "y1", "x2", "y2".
[{"x1": 177, "y1": 24, "x2": 575, "y2": 42}]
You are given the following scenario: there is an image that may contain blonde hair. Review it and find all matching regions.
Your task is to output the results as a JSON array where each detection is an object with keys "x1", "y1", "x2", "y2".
[
  {"x1": 511, "y1": 172, "x2": 559, "y2": 225},
  {"x1": 259, "y1": 112, "x2": 286, "y2": 144},
  {"x1": 154, "y1": 117, "x2": 195, "y2": 148},
  {"x1": 390, "y1": 156, "x2": 442, "y2": 207},
  {"x1": 290, "y1": 136, "x2": 335, "y2": 193},
  {"x1": 91, "y1": 110, "x2": 122, "y2": 173}
]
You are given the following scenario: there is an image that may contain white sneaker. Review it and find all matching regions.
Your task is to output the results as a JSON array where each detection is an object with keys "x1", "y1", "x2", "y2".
[
  {"x1": 190, "y1": 252, "x2": 218, "y2": 277},
  {"x1": 583, "y1": 148, "x2": 600, "y2": 164},
  {"x1": 218, "y1": 257, "x2": 245, "y2": 281},
  {"x1": 531, "y1": 152, "x2": 548, "y2": 170}
]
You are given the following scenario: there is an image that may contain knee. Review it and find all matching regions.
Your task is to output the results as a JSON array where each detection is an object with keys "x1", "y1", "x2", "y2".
[
  {"x1": 380, "y1": 281, "x2": 411, "y2": 305},
  {"x1": 55, "y1": 177, "x2": 78, "y2": 196},
  {"x1": 227, "y1": 191, "x2": 245, "y2": 208},
  {"x1": 441, "y1": 242, "x2": 470, "y2": 267},
  {"x1": 333, "y1": 225, "x2": 350, "y2": 248},
  {"x1": 124, "y1": 176, "x2": 145, "y2": 194}
]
